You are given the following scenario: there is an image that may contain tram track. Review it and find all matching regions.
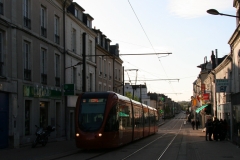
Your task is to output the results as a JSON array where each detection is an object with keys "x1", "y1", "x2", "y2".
[
  {"x1": 120, "y1": 119, "x2": 184, "y2": 160},
  {"x1": 54, "y1": 114, "x2": 187, "y2": 160}
]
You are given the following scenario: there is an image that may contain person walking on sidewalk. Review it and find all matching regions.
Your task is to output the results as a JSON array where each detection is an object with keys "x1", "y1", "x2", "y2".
[
  {"x1": 196, "y1": 119, "x2": 200, "y2": 130},
  {"x1": 205, "y1": 119, "x2": 213, "y2": 141},
  {"x1": 191, "y1": 119, "x2": 195, "y2": 130}
]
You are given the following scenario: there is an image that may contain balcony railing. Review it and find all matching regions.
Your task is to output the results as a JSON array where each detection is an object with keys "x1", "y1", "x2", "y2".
[
  {"x1": 41, "y1": 27, "x2": 47, "y2": 37},
  {"x1": 55, "y1": 34, "x2": 60, "y2": 44},
  {"x1": 24, "y1": 69, "x2": 31, "y2": 81},
  {"x1": 0, "y1": 2, "x2": 3, "y2": 15},
  {"x1": 41, "y1": 73, "x2": 47, "y2": 84},
  {"x1": 0, "y1": 61, "x2": 3, "y2": 76},
  {"x1": 55, "y1": 77, "x2": 60, "y2": 87},
  {"x1": 24, "y1": 16, "x2": 31, "y2": 29}
]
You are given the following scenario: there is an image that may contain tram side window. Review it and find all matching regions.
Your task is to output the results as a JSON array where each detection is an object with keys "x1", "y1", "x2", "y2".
[
  {"x1": 144, "y1": 108, "x2": 149, "y2": 125},
  {"x1": 118, "y1": 102, "x2": 132, "y2": 130},
  {"x1": 133, "y1": 105, "x2": 143, "y2": 128},
  {"x1": 104, "y1": 104, "x2": 118, "y2": 132},
  {"x1": 155, "y1": 111, "x2": 159, "y2": 122},
  {"x1": 149, "y1": 110, "x2": 155, "y2": 126}
]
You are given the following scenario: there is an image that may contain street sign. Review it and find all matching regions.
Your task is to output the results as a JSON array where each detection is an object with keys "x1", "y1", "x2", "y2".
[
  {"x1": 216, "y1": 79, "x2": 229, "y2": 93},
  {"x1": 203, "y1": 93, "x2": 209, "y2": 100},
  {"x1": 64, "y1": 84, "x2": 75, "y2": 95}
]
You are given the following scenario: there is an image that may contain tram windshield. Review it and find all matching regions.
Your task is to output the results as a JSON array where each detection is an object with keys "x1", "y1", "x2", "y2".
[{"x1": 79, "y1": 98, "x2": 106, "y2": 132}]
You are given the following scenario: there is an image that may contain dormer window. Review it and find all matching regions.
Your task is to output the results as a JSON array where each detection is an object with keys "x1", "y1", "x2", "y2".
[
  {"x1": 75, "y1": 8, "x2": 78, "y2": 18},
  {"x1": 87, "y1": 19, "x2": 92, "y2": 28},
  {"x1": 107, "y1": 42, "x2": 109, "y2": 51},
  {"x1": 102, "y1": 38, "x2": 105, "y2": 48},
  {"x1": 74, "y1": 8, "x2": 82, "y2": 20},
  {"x1": 98, "y1": 33, "x2": 101, "y2": 45}
]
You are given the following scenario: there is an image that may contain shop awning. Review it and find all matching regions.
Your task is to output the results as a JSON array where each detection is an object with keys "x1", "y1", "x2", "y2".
[
  {"x1": 119, "y1": 112, "x2": 129, "y2": 117},
  {"x1": 195, "y1": 104, "x2": 208, "y2": 113}
]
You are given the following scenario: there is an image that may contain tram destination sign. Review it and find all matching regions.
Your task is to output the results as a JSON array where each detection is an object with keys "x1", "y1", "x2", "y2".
[{"x1": 216, "y1": 79, "x2": 229, "y2": 93}]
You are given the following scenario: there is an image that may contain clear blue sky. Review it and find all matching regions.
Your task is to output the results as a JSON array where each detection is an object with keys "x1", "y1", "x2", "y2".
[{"x1": 75, "y1": 0, "x2": 235, "y2": 102}]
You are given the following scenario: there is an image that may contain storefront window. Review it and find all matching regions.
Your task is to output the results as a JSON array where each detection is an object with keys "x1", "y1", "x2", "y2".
[
  {"x1": 233, "y1": 105, "x2": 240, "y2": 136},
  {"x1": 25, "y1": 100, "x2": 31, "y2": 135},
  {"x1": 40, "y1": 102, "x2": 48, "y2": 128}
]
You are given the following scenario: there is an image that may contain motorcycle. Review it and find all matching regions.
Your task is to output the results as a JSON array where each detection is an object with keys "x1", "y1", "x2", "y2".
[{"x1": 32, "y1": 125, "x2": 55, "y2": 148}]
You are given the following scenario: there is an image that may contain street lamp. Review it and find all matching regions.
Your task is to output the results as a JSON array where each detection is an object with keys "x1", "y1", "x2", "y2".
[
  {"x1": 207, "y1": 9, "x2": 240, "y2": 18},
  {"x1": 64, "y1": 61, "x2": 82, "y2": 140},
  {"x1": 206, "y1": 9, "x2": 237, "y2": 142},
  {"x1": 65, "y1": 62, "x2": 82, "y2": 69}
]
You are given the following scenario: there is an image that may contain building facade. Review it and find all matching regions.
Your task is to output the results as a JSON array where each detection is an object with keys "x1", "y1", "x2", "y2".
[
  {"x1": 0, "y1": 0, "x2": 124, "y2": 149},
  {"x1": 93, "y1": 29, "x2": 123, "y2": 94},
  {"x1": 0, "y1": 0, "x2": 73, "y2": 148},
  {"x1": 65, "y1": 2, "x2": 97, "y2": 139}
]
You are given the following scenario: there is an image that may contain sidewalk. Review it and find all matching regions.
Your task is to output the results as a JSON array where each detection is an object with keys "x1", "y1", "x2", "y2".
[
  {"x1": 181, "y1": 121, "x2": 240, "y2": 160},
  {"x1": 0, "y1": 139, "x2": 78, "y2": 160}
]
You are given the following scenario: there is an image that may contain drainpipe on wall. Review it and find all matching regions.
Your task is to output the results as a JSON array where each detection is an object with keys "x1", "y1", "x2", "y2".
[{"x1": 63, "y1": 0, "x2": 67, "y2": 139}]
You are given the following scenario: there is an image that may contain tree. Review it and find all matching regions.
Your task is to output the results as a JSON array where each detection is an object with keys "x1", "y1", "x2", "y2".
[{"x1": 125, "y1": 92, "x2": 139, "y2": 102}]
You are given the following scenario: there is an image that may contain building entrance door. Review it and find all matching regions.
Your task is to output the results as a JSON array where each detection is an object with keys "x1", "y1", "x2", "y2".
[
  {"x1": 0, "y1": 92, "x2": 9, "y2": 149},
  {"x1": 40, "y1": 102, "x2": 48, "y2": 128}
]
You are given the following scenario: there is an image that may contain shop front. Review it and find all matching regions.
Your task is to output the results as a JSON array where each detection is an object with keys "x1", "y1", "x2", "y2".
[
  {"x1": 231, "y1": 92, "x2": 240, "y2": 145},
  {"x1": 22, "y1": 85, "x2": 64, "y2": 144}
]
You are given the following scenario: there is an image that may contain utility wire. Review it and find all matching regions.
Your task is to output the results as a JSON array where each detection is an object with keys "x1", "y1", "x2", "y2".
[
  {"x1": 128, "y1": 0, "x2": 177, "y2": 96},
  {"x1": 127, "y1": 0, "x2": 156, "y2": 53}
]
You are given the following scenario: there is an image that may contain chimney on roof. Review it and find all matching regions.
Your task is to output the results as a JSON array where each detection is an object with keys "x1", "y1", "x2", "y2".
[
  {"x1": 215, "y1": 49, "x2": 218, "y2": 66},
  {"x1": 211, "y1": 50, "x2": 216, "y2": 69}
]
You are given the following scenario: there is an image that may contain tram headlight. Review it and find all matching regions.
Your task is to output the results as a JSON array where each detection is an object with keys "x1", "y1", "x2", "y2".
[
  {"x1": 98, "y1": 133, "x2": 102, "y2": 137},
  {"x1": 76, "y1": 133, "x2": 80, "y2": 137}
]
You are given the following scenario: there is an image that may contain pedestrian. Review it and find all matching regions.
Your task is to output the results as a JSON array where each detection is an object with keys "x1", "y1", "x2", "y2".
[
  {"x1": 191, "y1": 119, "x2": 195, "y2": 130},
  {"x1": 205, "y1": 119, "x2": 213, "y2": 141},
  {"x1": 208, "y1": 119, "x2": 213, "y2": 141},
  {"x1": 213, "y1": 118, "x2": 220, "y2": 141},
  {"x1": 196, "y1": 119, "x2": 200, "y2": 130}
]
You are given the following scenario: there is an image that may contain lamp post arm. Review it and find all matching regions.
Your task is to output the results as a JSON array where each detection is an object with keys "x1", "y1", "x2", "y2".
[{"x1": 219, "y1": 13, "x2": 240, "y2": 18}]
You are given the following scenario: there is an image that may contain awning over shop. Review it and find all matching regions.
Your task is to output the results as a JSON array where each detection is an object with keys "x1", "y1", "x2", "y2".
[
  {"x1": 195, "y1": 104, "x2": 208, "y2": 113},
  {"x1": 119, "y1": 112, "x2": 129, "y2": 117}
]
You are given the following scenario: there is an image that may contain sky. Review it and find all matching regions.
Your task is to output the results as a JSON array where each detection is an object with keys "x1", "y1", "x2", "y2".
[{"x1": 75, "y1": 0, "x2": 236, "y2": 102}]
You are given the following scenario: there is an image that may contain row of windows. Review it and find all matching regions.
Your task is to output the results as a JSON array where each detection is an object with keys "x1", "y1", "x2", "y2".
[
  {"x1": 23, "y1": 40, "x2": 60, "y2": 86},
  {"x1": 22, "y1": 0, "x2": 60, "y2": 44},
  {"x1": 98, "y1": 57, "x2": 121, "y2": 80},
  {"x1": 98, "y1": 83, "x2": 112, "y2": 92}
]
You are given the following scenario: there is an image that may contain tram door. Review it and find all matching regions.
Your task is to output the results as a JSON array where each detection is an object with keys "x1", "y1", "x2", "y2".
[{"x1": 0, "y1": 92, "x2": 9, "y2": 149}]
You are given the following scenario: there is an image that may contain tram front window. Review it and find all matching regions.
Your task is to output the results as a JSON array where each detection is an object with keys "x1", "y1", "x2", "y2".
[{"x1": 79, "y1": 98, "x2": 106, "y2": 132}]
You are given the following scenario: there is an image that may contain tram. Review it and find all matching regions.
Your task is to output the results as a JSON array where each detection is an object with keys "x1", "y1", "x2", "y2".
[{"x1": 75, "y1": 91, "x2": 159, "y2": 149}]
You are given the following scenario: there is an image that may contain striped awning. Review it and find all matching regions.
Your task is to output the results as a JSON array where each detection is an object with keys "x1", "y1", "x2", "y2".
[{"x1": 195, "y1": 104, "x2": 208, "y2": 113}]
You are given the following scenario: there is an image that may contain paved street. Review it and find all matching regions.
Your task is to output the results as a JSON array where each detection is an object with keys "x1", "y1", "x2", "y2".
[{"x1": 1, "y1": 118, "x2": 240, "y2": 160}]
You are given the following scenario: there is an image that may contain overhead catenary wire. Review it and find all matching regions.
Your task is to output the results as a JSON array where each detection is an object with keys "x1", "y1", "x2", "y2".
[{"x1": 127, "y1": 0, "x2": 177, "y2": 97}]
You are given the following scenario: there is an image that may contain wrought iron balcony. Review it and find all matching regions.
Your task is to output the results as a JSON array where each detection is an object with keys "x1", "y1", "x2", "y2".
[
  {"x1": 24, "y1": 16, "x2": 31, "y2": 29},
  {"x1": 0, "y1": 61, "x2": 3, "y2": 76},
  {"x1": 24, "y1": 69, "x2": 31, "y2": 81},
  {"x1": 55, "y1": 77, "x2": 60, "y2": 87},
  {"x1": 55, "y1": 34, "x2": 60, "y2": 44},
  {"x1": 41, "y1": 27, "x2": 47, "y2": 37},
  {"x1": 0, "y1": 2, "x2": 3, "y2": 15},
  {"x1": 41, "y1": 73, "x2": 47, "y2": 84}
]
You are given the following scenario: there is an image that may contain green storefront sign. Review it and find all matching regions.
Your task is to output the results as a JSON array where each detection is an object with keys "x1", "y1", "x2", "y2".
[
  {"x1": 23, "y1": 85, "x2": 62, "y2": 99},
  {"x1": 64, "y1": 84, "x2": 75, "y2": 96}
]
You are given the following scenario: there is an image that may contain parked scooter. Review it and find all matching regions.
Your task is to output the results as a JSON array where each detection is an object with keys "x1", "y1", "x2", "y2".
[{"x1": 32, "y1": 125, "x2": 55, "y2": 148}]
